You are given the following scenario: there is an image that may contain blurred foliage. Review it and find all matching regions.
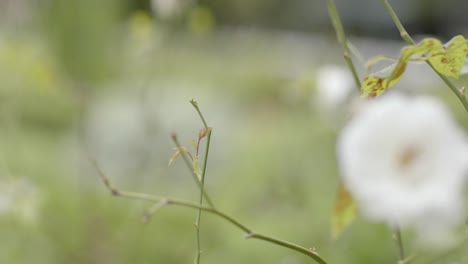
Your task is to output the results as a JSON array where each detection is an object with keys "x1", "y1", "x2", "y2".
[
  {"x1": 0, "y1": 0, "x2": 468, "y2": 264},
  {"x1": 41, "y1": 0, "x2": 126, "y2": 83}
]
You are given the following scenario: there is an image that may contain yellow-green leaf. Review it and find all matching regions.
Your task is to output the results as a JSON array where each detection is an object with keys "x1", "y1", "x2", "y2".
[
  {"x1": 361, "y1": 63, "x2": 399, "y2": 97},
  {"x1": 361, "y1": 37, "x2": 446, "y2": 97},
  {"x1": 412, "y1": 37, "x2": 443, "y2": 55},
  {"x1": 332, "y1": 182, "x2": 357, "y2": 240},
  {"x1": 429, "y1": 35, "x2": 468, "y2": 79}
]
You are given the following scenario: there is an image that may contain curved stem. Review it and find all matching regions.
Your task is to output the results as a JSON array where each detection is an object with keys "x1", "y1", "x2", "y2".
[
  {"x1": 190, "y1": 100, "x2": 213, "y2": 264},
  {"x1": 190, "y1": 99, "x2": 208, "y2": 129},
  {"x1": 93, "y1": 164, "x2": 328, "y2": 264},
  {"x1": 246, "y1": 233, "x2": 326, "y2": 264},
  {"x1": 171, "y1": 134, "x2": 215, "y2": 208},
  {"x1": 326, "y1": 0, "x2": 361, "y2": 89},
  {"x1": 381, "y1": 0, "x2": 468, "y2": 112}
]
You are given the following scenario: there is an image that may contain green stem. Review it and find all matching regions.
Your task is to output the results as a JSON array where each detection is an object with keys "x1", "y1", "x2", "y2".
[
  {"x1": 94, "y1": 166, "x2": 328, "y2": 264},
  {"x1": 133, "y1": 193, "x2": 328, "y2": 264},
  {"x1": 190, "y1": 100, "x2": 213, "y2": 264},
  {"x1": 246, "y1": 233, "x2": 327, "y2": 264},
  {"x1": 381, "y1": 0, "x2": 415, "y2": 44},
  {"x1": 381, "y1": 0, "x2": 468, "y2": 112},
  {"x1": 171, "y1": 134, "x2": 215, "y2": 208},
  {"x1": 195, "y1": 129, "x2": 212, "y2": 263},
  {"x1": 394, "y1": 225, "x2": 405, "y2": 263},
  {"x1": 190, "y1": 99, "x2": 208, "y2": 129},
  {"x1": 326, "y1": 0, "x2": 361, "y2": 89},
  {"x1": 195, "y1": 215, "x2": 202, "y2": 264}
]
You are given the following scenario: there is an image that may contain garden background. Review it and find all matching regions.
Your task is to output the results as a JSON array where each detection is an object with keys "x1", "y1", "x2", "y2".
[{"x1": 1, "y1": 0, "x2": 468, "y2": 263}]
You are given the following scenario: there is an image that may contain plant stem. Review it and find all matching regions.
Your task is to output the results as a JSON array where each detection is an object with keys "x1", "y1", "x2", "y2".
[
  {"x1": 245, "y1": 233, "x2": 325, "y2": 263},
  {"x1": 190, "y1": 99, "x2": 208, "y2": 129},
  {"x1": 394, "y1": 225, "x2": 405, "y2": 263},
  {"x1": 190, "y1": 100, "x2": 213, "y2": 264},
  {"x1": 381, "y1": 0, "x2": 468, "y2": 112},
  {"x1": 195, "y1": 202, "x2": 203, "y2": 263},
  {"x1": 326, "y1": 0, "x2": 361, "y2": 89},
  {"x1": 171, "y1": 134, "x2": 215, "y2": 208},
  {"x1": 381, "y1": 0, "x2": 414, "y2": 44},
  {"x1": 93, "y1": 163, "x2": 328, "y2": 264},
  {"x1": 195, "y1": 129, "x2": 212, "y2": 263}
]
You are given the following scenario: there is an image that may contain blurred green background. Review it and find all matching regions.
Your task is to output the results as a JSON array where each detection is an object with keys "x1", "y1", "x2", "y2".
[{"x1": 1, "y1": 0, "x2": 468, "y2": 263}]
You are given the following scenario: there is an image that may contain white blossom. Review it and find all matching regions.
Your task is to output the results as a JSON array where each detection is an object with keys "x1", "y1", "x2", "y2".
[
  {"x1": 337, "y1": 93, "x2": 468, "y2": 243},
  {"x1": 314, "y1": 65, "x2": 354, "y2": 113},
  {"x1": 0, "y1": 178, "x2": 41, "y2": 225},
  {"x1": 151, "y1": 0, "x2": 185, "y2": 19},
  {"x1": 0, "y1": 188, "x2": 12, "y2": 214}
]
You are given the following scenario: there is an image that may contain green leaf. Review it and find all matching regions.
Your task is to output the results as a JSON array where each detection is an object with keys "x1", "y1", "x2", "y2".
[
  {"x1": 331, "y1": 182, "x2": 357, "y2": 240},
  {"x1": 361, "y1": 38, "x2": 440, "y2": 97},
  {"x1": 429, "y1": 35, "x2": 468, "y2": 79},
  {"x1": 361, "y1": 64, "x2": 398, "y2": 97},
  {"x1": 361, "y1": 36, "x2": 468, "y2": 97}
]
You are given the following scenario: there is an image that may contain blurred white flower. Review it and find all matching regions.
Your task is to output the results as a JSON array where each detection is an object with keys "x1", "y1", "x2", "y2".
[
  {"x1": 0, "y1": 188, "x2": 13, "y2": 213},
  {"x1": 151, "y1": 0, "x2": 185, "y2": 19},
  {"x1": 314, "y1": 65, "x2": 355, "y2": 113},
  {"x1": 86, "y1": 92, "x2": 148, "y2": 179},
  {"x1": 0, "y1": 178, "x2": 41, "y2": 225},
  {"x1": 337, "y1": 93, "x2": 468, "y2": 243}
]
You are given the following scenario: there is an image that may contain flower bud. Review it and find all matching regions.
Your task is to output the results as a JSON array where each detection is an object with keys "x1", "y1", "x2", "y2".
[{"x1": 198, "y1": 128, "x2": 207, "y2": 139}]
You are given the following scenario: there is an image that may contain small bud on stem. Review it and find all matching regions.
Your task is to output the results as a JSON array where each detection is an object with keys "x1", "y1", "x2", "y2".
[{"x1": 198, "y1": 128, "x2": 207, "y2": 139}]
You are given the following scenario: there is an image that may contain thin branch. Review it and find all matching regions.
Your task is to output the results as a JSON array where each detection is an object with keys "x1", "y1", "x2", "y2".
[
  {"x1": 199, "y1": 130, "x2": 212, "y2": 188},
  {"x1": 381, "y1": 0, "x2": 414, "y2": 44},
  {"x1": 143, "y1": 199, "x2": 169, "y2": 223},
  {"x1": 381, "y1": 0, "x2": 468, "y2": 112},
  {"x1": 190, "y1": 99, "x2": 213, "y2": 264},
  {"x1": 195, "y1": 129, "x2": 212, "y2": 264},
  {"x1": 171, "y1": 133, "x2": 215, "y2": 208},
  {"x1": 190, "y1": 99, "x2": 208, "y2": 129},
  {"x1": 245, "y1": 233, "x2": 324, "y2": 262},
  {"x1": 93, "y1": 163, "x2": 328, "y2": 264},
  {"x1": 326, "y1": 0, "x2": 361, "y2": 90},
  {"x1": 393, "y1": 225, "x2": 405, "y2": 263}
]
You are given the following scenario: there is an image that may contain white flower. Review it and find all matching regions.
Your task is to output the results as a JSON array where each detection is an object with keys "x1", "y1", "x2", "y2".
[
  {"x1": 0, "y1": 178, "x2": 41, "y2": 225},
  {"x1": 0, "y1": 188, "x2": 13, "y2": 214},
  {"x1": 337, "y1": 93, "x2": 468, "y2": 243},
  {"x1": 314, "y1": 65, "x2": 354, "y2": 113},
  {"x1": 151, "y1": 0, "x2": 184, "y2": 19}
]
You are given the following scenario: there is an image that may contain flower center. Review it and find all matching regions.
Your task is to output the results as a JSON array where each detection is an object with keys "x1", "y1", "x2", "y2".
[{"x1": 398, "y1": 147, "x2": 419, "y2": 169}]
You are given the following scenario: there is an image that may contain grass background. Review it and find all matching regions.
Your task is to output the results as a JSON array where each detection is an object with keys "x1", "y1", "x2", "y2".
[{"x1": 1, "y1": 9, "x2": 468, "y2": 263}]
